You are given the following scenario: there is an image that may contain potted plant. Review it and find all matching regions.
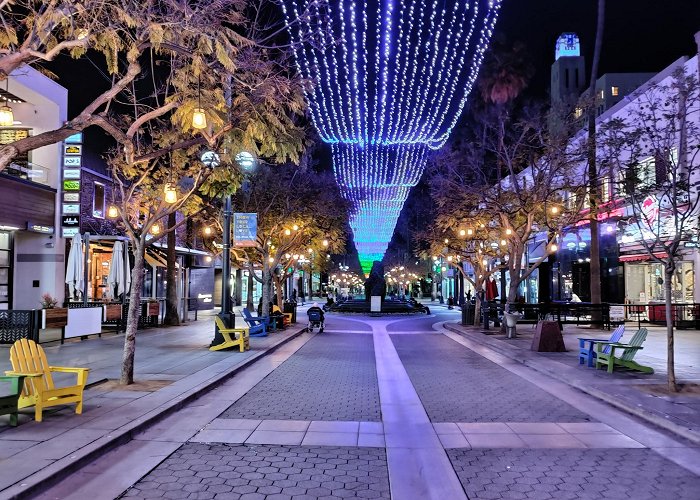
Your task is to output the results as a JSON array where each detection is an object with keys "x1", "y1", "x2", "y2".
[{"x1": 40, "y1": 293, "x2": 68, "y2": 329}]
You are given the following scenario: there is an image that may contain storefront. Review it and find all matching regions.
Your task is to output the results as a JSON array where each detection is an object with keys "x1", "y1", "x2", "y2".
[{"x1": 622, "y1": 255, "x2": 695, "y2": 304}]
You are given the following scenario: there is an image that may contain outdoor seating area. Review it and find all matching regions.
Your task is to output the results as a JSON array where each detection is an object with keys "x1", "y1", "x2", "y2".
[{"x1": 595, "y1": 328, "x2": 654, "y2": 374}]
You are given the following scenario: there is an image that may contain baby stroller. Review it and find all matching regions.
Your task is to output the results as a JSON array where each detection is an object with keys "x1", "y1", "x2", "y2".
[{"x1": 307, "y1": 309, "x2": 324, "y2": 333}]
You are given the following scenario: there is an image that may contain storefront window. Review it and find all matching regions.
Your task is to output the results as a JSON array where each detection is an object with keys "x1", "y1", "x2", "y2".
[
  {"x1": 625, "y1": 261, "x2": 695, "y2": 303},
  {"x1": 93, "y1": 182, "x2": 105, "y2": 218}
]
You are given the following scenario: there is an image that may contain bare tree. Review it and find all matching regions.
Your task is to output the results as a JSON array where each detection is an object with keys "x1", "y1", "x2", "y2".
[{"x1": 599, "y1": 67, "x2": 700, "y2": 392}]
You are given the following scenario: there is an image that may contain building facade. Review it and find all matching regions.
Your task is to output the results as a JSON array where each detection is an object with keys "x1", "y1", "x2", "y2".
[{"x1": 0, "y1": 67, "x2": 67, "y2": 310}]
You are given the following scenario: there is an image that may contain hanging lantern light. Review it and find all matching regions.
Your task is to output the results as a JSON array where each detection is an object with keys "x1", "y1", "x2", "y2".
[
  {"x1": 203, "y1": 226, "x2": 212, "y2": 236},
  {"x1": 192, "y1": 108, "x2": 207, "y2": 129},
  {"x1": 0, "y1": 103, "x2": 13, "y2": 127},
  {"x1": 151, "y1": 223, "x2": 161, "y2": 235},
  {"x1": 164, "y1": 183, "x2": 178, "y2": 204},
  {"x1": 0, "y1": 78, "x2": 13, "y2": 127},
  {"x1": 107, "y1": 205, "x2": 119, "y2": 219},
  {"x1": 191, "y1": 75, "x2": 207, "y2": 129},
  {"x1": 322, "y1": 239, "x2": 329, "y2": 247}
]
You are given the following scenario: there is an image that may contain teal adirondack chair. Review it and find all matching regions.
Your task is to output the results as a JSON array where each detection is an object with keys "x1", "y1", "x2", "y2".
[
  {"x1": 1, "y1": 375, "x2": 26, "y2": 426},
  {"x1": 595, "y1": 328, "x2": 653, "y2": 374},
  {"x1": 578, "y1": 324, "x2": 624, "y2": 367}
]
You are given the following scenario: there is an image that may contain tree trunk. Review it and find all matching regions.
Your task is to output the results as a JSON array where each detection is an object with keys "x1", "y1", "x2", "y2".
[
  {"x1": 164, "y1": 213, "x2": 180, "y2": 326},
  {"x1": 261, "y1": 265, "x2": 272, "y2": 318},
  {"x1": 664, "y1": 265, "x2": 678, "y2": 392},
  {"x1": 121, "y1": 242, "x2": 145, "y2": 385},
  {"x1": 246, "y1": 272, "x2": 254, "y2": 310},
  {"x1": 588, "y1": 0, "x2": 606, "y2": 313}
]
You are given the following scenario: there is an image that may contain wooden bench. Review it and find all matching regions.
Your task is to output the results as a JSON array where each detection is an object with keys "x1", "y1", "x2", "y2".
[
  {"x1": 0, "y1": 375, "x2": 27, "y2": 426},
  {"x1": 210, "y1": 317, "x2": 250, "y2": 352}
]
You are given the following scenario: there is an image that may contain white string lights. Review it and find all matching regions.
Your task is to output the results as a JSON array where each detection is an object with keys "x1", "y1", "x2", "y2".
[{"x1": 284, "y1": 0, "x2": 502, "y2": 271}]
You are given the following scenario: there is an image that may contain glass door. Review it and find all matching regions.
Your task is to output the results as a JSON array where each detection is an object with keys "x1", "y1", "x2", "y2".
[{"x1": 0, "y1": 231, "x2": 12, "y2": 309}]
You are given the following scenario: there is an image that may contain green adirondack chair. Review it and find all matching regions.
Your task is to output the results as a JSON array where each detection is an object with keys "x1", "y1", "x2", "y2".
[
  {"x1": 1, "y1": 375, "x2": 26, "y2": 426},
  {"x1": 595, "y1": 328, "x2": 653, "y2": 374}
]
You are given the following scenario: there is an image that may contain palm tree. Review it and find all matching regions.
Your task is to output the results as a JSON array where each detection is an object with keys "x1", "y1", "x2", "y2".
[{"x1": 587, "y1": 0, "x2": 606, "y2": 310}]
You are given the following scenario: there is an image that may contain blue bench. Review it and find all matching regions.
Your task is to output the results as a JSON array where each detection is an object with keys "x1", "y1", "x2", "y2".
[{"x1": 242, "y1": 308, "x2": 269, "y2": 337}]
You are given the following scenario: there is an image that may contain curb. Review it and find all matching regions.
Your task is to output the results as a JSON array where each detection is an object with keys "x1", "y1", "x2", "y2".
[
  {"x1": 442, "y1": 322, "x2": 700, "y2": 446},
  {"x1": 7, "y1": 327, "x2": 307, "y2": 500}
]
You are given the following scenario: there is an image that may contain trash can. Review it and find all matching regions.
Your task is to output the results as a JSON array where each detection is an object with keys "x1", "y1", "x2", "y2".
[
  {"x1": 283, "y1": 300, "x2": 297, "y2": 323},
  {"x1": 461, "y1": 303, "x2": 475, "y2": 326}
]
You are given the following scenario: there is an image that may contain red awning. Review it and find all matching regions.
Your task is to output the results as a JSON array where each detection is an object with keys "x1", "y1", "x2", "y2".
[{"x1": 619, "y1": 252, "x2": 666, "y2": 262}]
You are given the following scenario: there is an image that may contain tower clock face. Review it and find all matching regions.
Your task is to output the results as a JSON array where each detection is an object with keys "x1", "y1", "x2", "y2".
[{"x1": 555, "y1": 33, "x2": 581, "y2": 60}]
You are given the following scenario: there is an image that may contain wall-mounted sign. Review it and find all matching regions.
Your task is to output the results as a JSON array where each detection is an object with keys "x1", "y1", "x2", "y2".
[
  {"x1": 61, "y1": 215, "x2": 80, "y2": 227},
  {"x1": 26, "y1": 222, "x2": 55, "y2": 234},
  {"x1": 64, "y1": 145, "x2": 82, "y2": 155},
  {"x1": 63, "y1": 169, "x2": 81, "y2": 179},
  {"x1": 63, "y1": 180, "x2": 80, "y2": 191},
  {"x1": 63, "y1": 193, "x2": 80, "y2": 202},
  {"x1": 63, "y1": 156, "x2": 81, "y2": 167},
  {"x1": 62, "y1": 227, "x2": 79, "y2": 238},
  {"x1": 233, "y1": 213, "x2": 257, "y2": 247},
  {"x1": 64, "y1": 133, "x2": 83, "y2": 144},
  {"x1": 555, "y1": 33, "x2": 581, "y2": 60},
  {"x1": 62, "y1": 204, "x2": 80, "y2": 214}
]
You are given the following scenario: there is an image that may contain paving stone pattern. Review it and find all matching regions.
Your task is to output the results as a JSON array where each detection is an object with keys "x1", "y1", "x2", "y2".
[
  {"x1": 122, "y1": 443, "x2": 390, "y2": 500},
  {"x1": 222, "y1": 333, "x2": 381, "y2": 421},
  {"x1": 447, "y1": 448, "x2": 700, "y2": 500},
  {"x1": 391, "y1": 334, "x2": 592, "y2": 423}
]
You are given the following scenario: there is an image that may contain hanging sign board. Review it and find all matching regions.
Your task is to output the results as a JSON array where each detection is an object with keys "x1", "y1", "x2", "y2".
[{"x1": 233, "y1": 213, "x2": 257, "y2": 247}]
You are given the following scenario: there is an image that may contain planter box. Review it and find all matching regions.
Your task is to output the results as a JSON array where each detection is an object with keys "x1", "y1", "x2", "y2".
[
  {"x1": 43, "y1": 308, "x2": 68, "y2": 329},
  {"x1": 147, "y1": 302, "x2": 160, "y2": 316},
  {"x1": 105, "y1": 304, "x2": 122, "y2": 321}
]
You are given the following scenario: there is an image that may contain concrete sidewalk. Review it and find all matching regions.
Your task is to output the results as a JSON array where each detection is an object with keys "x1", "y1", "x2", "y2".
[
  {"x1": 443, "y1": 320, "x2": 700, "y2": 446},
  {"x1": 0, "y1": 311, "x2": 306, "y2": 499}
]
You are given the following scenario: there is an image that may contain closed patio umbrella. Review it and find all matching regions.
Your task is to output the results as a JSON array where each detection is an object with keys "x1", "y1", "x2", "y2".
[
  {"x1": 65, "y1": 234, "x2": 84, "y2": 300},
  {"x1": 107, "y1": 241, "x2": 131, "y2": 300}
]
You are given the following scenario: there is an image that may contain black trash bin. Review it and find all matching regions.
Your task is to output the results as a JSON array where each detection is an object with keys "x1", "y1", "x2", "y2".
[
  {"x1": 462, "y1": 303, "x2": 475, "y2": 326},
  {"x1": 283, "y1": 300, "x2": 297, "y2": 323}
]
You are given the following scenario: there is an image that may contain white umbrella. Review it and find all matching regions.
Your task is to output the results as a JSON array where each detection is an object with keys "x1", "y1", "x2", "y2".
[
  {"x1": 107, "y1": 241, "x2": 131, "y2": 299},
  {"x1": 65, "y1": 233, "x2": 84, "y2": 300}
]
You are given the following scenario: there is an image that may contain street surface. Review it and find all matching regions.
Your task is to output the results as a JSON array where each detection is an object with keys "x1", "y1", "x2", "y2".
[{"x1": 25, "y1": 309, "x2": 700, "y2": 499}]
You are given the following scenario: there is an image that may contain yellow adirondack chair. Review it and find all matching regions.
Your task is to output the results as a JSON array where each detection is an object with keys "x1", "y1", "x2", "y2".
[
  {"x1": 5, "y1": 339, "x2": 89, "y2": 422},
  {"x1": 210, "y1": 317, "x2": 250, "y2": 352}
]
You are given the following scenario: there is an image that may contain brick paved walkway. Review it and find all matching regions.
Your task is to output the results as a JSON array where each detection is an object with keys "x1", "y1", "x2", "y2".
[
  {"x1": 447, "y1": 448, "x2": 700, "y2": 500},
  {"x1": 221, "y1": 332, "x2": 381, "y2": 422},
  {"x1": 122, "y1": 443, "x2": 390, "y2": 500},
  {"x1": 391, "y1": 334, "x2": 592, "y2": 423}
]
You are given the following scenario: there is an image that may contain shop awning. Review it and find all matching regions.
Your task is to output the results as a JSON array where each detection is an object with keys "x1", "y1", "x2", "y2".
[
  {"x1": 145, "y1": 250, "x2": 167, "y2": 268},
  {"x1": 619, "y1": 252, "x2": 667, "y2": 262},
  {"x1": 152, "y1": 242, "x2": 210, "y2": 256}
]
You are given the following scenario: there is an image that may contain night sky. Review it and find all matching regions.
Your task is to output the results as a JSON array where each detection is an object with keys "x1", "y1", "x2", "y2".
[{"x1": 496, "y1": 0, "x2": 700, "y2": 98}]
